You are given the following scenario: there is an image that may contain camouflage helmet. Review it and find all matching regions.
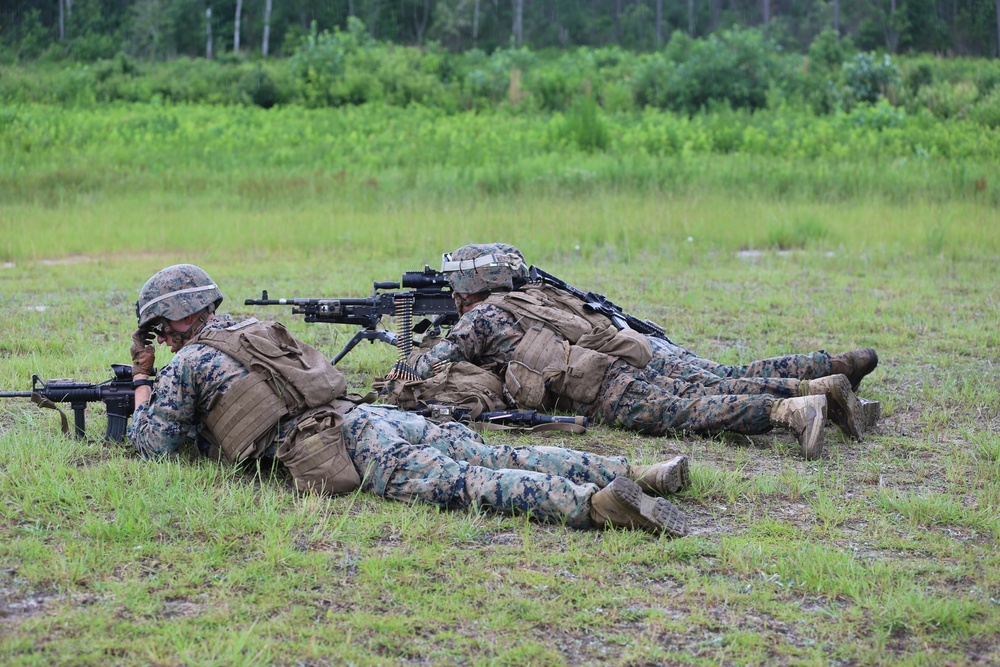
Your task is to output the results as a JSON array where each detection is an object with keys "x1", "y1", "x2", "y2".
[
  {"x1": 135, "y1": 264, "x2": 225, "y2": 328},
  {"x1": 440, "y1": 243, "x2": 528, "y2": 294}
]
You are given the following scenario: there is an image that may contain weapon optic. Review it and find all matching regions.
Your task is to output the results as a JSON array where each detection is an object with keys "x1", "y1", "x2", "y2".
[{"x1": 245, "y1": 266, "x2": 458, "y2": 366}]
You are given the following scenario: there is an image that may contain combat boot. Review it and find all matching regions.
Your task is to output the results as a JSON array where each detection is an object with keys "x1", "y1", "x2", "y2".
[
  {"x1": 859, "y1": 397, "x2": 881, "y2": 433},
  {"x1": 830, "y1": 348, "x2": 879, "y2": 391},
  {"x1": 589, "y1": 477, "x2": 688, "y2": 537},
  {"x1": 800, "y1": 374, "x2": 865, "y2": 441},
  {"x1": 770, "y1": 395, "x2": 827, "y2": 460},
  {"x1": 629, "y1": 455, "x2": 691, "y2": 496}
]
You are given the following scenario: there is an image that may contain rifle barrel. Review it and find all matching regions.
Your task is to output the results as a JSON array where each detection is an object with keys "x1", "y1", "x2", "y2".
[{"x1": 0, "y1": 391, "x2": 34, "y2": 398}]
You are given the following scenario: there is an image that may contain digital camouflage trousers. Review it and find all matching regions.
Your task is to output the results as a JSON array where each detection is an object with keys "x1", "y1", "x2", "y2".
[
  {"x1": 647, "y1": 338, "x2": 834, "y2": 385},
  {"x1": 583, "y1": 360, "x2": 783, "y2": 437},
  {"x1": 342, "y1": 405, "x2": 629, "y2": 528}
]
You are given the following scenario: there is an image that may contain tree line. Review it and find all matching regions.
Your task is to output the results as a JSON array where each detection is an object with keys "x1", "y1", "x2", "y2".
[{"x1": 1, "y1": 0, "x2": 998, "y2": 62}]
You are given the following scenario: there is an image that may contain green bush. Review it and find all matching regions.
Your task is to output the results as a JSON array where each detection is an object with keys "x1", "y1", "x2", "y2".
[
  {"x1": 527, "y1": 68, "x2": 573, "y2": 111},
  {"x1": 904, "y1": 61, "x2": 934, "y2": 94},
  {"x1": 238, "y1": 66, "x2": 283, "y2": 109},
  {"x1": 551, "y1": 95, "x2": 610, "y2": 152},
  {"x1": 633, "y1": 27, "x2": 782, "y2": 114},
  {"x1": 807, "y1": 29, "x2": 851, "y2": 72},
  {"x1": 374, "y1": 46, "x2": 447, "y2": 107},
  {"x1": 843, "y1": 99, "x2": 906, "y2": 130},
  {"x1": 290, "y1": 18, "x2": 367, "y2": 107},
  {"x1": 910, "y1": 81, "x2": 979, "y2": 119},
  {"x1": 632, "y1": 53, "x2": 674, "y2": 109},
  {"x1": 843, "y1": 52, "x2": 901, "y2": 105},
  {"x1": 969, "y1": 87, "x2": 1000, "y2": 128}
]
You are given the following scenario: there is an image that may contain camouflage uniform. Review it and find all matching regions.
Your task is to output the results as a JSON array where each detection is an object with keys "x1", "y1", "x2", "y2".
[
  {"x1": 414, "y1": 303, "x2": 806, "y2": 437},
  {"x1": 646, "y1": 337, "x2": 833, "y2": 386},
  {"x1": 130, "y1": 315, "x2": 630, "y2": 528}
]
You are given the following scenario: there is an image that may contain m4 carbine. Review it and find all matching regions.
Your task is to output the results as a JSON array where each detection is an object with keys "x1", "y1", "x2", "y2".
[
  {"x1": 0, "y1": 364, "x2": 143, "y2": 442},
  {"x1": 245, "y1": 266, "x2": 458, "y2": 366}
]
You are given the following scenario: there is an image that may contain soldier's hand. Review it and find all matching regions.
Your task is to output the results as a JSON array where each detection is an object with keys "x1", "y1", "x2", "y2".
[
  {"x1": 130, "y1": 327, "x2": 156, "y2": 376},
  {"x1": 416, "y1": 331, "x2": 441, "y2": 352}
]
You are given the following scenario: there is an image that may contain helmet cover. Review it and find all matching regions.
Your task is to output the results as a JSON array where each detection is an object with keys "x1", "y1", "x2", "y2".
[
  {"x1": 440, "y1": 243, "x2": 528, "y2": 294},
  {"x1": 135, "y1": 264, "x2": 225, "y2": 328}
]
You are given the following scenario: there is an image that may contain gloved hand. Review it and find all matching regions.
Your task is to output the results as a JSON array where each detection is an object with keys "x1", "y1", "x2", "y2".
[
  {"x1": 416, "y1": 330, "x2": 442, "y2": 353},
  {"x1": 130, "y1": 327, "x2": 156, "y2": 376},
  {"x1": 405, "y1": 331, "x2": 441, "y2": 369}
]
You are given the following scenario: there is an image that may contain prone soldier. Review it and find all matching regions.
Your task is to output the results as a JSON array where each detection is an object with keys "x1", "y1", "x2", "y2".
[
  {"x1": 126, "y1": 263, "x2": 693, "y2": 536},
  {"x1": 408, "y1": 244, "x2": 878, "y2": 460}
]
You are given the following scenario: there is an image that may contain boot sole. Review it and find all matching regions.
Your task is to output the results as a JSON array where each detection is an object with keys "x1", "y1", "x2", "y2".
[
  {"x1": 800, "y1": 403, "x2": 826, "y2": 460},
  {"x1": 608, "y1": 477, "x2": 689, "y2": 537},
  {"x1": 859, "y1": 398, "x2": 881, "y2": 432},
  {"x1": 824, "y1": 375, "x2": 865, "y2": 441},
  {"x1": 637, "y1": 455, "x2": 691, "y2": 496}
]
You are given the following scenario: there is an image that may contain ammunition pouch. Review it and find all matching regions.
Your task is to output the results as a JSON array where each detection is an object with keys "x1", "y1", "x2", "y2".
[
  {"x1": 277, "y1": 406, "x2": 360, "y2": 496},
  {"x1": 505, "y1": 324, "x2": 610, "y2": 408}
]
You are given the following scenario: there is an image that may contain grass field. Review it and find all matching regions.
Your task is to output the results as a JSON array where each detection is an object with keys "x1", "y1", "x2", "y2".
[{"x1": 1, "y1": 105, "x2": 999, "y2": 666}]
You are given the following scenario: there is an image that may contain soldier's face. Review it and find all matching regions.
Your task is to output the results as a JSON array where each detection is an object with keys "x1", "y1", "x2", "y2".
[
  {"x1": 453, "y1": 293, "x2": 479, "y2": 316},
  {"x1": 151, "y1": 318, "x2": 193, "y2": 353}
]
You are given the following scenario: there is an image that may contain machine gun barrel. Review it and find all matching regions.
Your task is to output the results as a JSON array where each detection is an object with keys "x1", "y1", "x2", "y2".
[{"x1": 245, "y1": 272, "x2": 458, "y2": 365}]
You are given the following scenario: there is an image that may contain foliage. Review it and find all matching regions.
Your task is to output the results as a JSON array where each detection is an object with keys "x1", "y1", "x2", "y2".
[
  {"x1": 843, "y1": 52, "x2": 901, "y2": 106},
  {"x1": 969, "y1": 87, "x2": 1000, "y2": 128},
  {"x1": 551, "y1": 94, "x2": 610, "y2": 152},
  {"x1": 806, "y1": 28, "x2": 853, "y2": 72},
  {"x1": 633, "y1": 27, "x2": 783, "y2": 114},
  {"x1": 908, "y1": 81, "x2": 981, "y2": 120}
]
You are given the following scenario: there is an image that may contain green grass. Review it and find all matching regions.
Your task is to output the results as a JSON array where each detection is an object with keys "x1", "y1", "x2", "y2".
[{"x1": 1, "y1": 105, "x2": 999, "y2": 666}]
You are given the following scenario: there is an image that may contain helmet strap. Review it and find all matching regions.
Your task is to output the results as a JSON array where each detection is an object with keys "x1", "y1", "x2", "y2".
[{"x1": 164, "y1": 310, "x2": 212, "y2": 347}]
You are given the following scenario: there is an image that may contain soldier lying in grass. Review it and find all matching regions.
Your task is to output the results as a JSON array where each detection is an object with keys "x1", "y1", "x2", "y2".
[
  {"x1": 126, "y1": 263, "x2": 691, "y2": 537},
  {"x1": 405, "y1": 243, "x2": 879, "y2": 460}
]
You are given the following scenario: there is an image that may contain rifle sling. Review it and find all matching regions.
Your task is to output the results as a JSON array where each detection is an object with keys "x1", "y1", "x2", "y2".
[{"x1": 31, "y1": 394, "x2": 69, "y2": 435}]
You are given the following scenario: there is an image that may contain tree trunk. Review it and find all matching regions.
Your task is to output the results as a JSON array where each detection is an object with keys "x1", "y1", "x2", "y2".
[
  {"x1": 206, "y1": 6, "x2": 214, "y2": 59},
  {"x1": 262, "y1": 0, "x2": 273, "y2": 57},
  {"x1": 513, "y1": 0, "x2": 523, "y2": 46},
  {"x1": 348, "y1": 0, "x2": 355, "y2": 17},
  {"x1": 656, "y1": 0, "x2": 663, "y2": 44},
  {"x1": 59, "y1": 0, "x2": 65, "y2": 41},
  {"x1": 833, "y1": 0, "x2": 840, "y2": 34},
  {"x1": 762, "y1": 0, "x2": 770, "y2": 24},
  {"x1": 473, "y1": 0, "x2": 480, "y2": 45},
  {"x1": 234, "y1": 0, "x2": 242, "y2": 52},
  {"x1": 886, "y1": 0, "x2": 899, "y2": 52},
  {"x1": 996, "y1": 0, "x2": 999, "y2": 57},
  {"x1": 413, "y1": 0, "x2": 432, "y2": 45},
  {"x1": 688, "y1": 0, "x2": 695, "y2": 36},
  {"x1": 711, "y1": 0, "x2": 719, "y2": 30},
  {"x1": 615, "y1": 0, "x2": 622, "y2": 43}
]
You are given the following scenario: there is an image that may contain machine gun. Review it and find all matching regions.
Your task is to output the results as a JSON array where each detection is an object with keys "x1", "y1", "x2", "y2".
[
  {"x1": 0, "y1": 363, "x2": 142, "y2": 442},
  {"x1": 246, "y1": 264, "x2": 673, "y2": 367},
  {"x1": 245, "y1": 266, "x2": 458, "y2": 369}
]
